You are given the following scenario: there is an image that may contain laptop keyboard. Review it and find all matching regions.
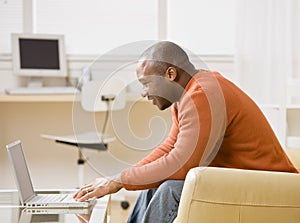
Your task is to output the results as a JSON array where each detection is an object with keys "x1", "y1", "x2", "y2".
[{"x1": 30, "y1": 194, "x2": 68, "y2": 203}]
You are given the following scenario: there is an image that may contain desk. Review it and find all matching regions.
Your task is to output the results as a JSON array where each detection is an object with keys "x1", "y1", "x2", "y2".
[
  {"x1": 0, "y1": 92, "x2": 145, "y2": 103},
  {"x1": 0, "y1": 92, "x2": 78, "y2": 103},
  {"x1": 0, "y1": 190, "x2": 111, "y2": 223}
]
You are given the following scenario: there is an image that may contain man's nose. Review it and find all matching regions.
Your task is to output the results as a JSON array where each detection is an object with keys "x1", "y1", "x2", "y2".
[
  {"x1": 141, "y1": 88, "x2": 148, "y2": 98},
  {"x1": 141, "y1": 90, "x2": 148, "y2": 98}
]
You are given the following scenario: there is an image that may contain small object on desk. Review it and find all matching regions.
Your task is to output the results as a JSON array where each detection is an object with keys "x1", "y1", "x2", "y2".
[{"x1": 5, "y1": 86, "x2": 80, "y2": 95}]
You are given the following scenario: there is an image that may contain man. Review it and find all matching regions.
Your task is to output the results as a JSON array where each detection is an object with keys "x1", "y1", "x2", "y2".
[{"x1": 74, "y1": 41, "x2": 297, "y2": 222}]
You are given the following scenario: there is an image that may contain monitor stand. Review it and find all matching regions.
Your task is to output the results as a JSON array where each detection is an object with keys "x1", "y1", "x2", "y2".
[{"x1": 27, "y1": 77, "x2": 44, "y2": 88}]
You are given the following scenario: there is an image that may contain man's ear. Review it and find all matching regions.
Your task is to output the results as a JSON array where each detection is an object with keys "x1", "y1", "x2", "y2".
[{"x1": 165, "y1": 67, "x2": 177, "y2": 81}]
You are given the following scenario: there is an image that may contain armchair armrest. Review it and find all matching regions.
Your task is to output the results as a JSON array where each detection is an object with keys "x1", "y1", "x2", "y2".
[{"x1": 175, "y1": 167, "x2": 300, "y2": 223}]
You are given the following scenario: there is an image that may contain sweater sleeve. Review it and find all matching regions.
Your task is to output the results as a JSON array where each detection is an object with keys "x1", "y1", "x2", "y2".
[{"x1": 120, "y1": 84, "x2": 224, "y2": 190}]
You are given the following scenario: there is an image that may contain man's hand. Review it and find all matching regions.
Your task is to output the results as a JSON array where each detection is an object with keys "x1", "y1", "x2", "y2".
[{"x1": 73, "y1": 177, "x2": 123, "y2": 202}]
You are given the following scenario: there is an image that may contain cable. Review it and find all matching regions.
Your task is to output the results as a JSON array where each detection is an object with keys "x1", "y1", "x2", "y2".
[
  {"x1": 100, "y1": 95, "x2": 115, "y2": 142},
  {"x1": 101, "y1": 100, "x2": 110, "y2": 137},
  {"x1": 65, "y1": 74, "x2": 78, "y2": 88}
]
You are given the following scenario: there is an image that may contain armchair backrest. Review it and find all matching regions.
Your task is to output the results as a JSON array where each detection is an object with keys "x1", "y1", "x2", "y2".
[{"x1": 286, "y1": 149, "x2": 300, "y2": 172}]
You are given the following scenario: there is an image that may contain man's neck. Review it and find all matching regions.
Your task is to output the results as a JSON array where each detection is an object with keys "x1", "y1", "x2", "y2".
[{"x1": 179, "y1": 69, "x2": 198, "y2": 89}]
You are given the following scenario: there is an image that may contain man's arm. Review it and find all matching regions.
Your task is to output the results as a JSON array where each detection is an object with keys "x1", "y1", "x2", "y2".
[{"x1": 120, "y1": 89, "x2": 216, "y2": 190}]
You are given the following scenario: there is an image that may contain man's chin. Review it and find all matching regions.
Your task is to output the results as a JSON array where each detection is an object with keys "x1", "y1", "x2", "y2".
[
  {"x1": 152, "y1": 102, "x2": 163, "y2": 110},
  {"x1": 156, "y1": 103, "x2": 171, "y2": 111},
  {"x1": 151, "y1": 98, "x2": 172, "y2": 110}
]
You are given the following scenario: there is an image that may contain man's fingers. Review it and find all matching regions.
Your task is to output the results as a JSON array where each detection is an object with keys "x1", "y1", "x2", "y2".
[
  {"x1": 73, "y1": 190, "x2": 85, "y2": 200},
  {"x1": 73, "y1": 178, "x2": 112, "y2": 201},
  {"x1": 78, "y1": 190, "x2": 96, "y2": 202},
  {"x1": 77, "y1": 187, "x2": 108, "y2": 202},
  {"x1": 73, "y1": 184, "x2": 94, "y2": 200}
]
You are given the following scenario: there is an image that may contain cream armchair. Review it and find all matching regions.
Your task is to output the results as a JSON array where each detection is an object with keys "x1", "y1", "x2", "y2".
[{"x1": 174, "y1": 149, "x2": 300, "y2": 223}]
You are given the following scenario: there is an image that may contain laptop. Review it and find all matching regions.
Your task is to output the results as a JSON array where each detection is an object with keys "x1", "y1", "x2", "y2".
[{"x1": 6, "y1": 140, "x2": 95, "y2": 208}]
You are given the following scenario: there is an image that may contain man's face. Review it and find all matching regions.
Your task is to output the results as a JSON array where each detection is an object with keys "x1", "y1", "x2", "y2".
[{"x1": 136, "y1": 63, "x2": 173, "y2": 110}]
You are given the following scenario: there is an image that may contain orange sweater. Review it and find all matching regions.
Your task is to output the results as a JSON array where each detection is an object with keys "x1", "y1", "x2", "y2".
[{"x1": 120, "y1": 70, "x2": 297, "y2": 190}]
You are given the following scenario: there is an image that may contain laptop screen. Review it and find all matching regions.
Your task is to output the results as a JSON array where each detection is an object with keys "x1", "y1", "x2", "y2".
[{"x1": 6, "y1": 140, "x2": 35, "y2": 203}]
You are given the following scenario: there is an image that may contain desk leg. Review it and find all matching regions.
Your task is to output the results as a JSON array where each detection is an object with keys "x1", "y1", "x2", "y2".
[{"x1": 78, "y1": 149, "x2": 85, "y2": 187}]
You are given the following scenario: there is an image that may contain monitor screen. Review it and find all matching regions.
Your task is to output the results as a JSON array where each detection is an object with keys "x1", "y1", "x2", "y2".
[
  {"x1": 19, "y1": 39, "x2": 60, "y2": 69},
  {"x1": 12, "y1": 33, "x2": 67, "y2": 77}
]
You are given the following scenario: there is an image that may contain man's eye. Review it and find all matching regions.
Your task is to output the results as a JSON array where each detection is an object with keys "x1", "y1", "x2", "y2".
[
  {"x1": 142, "y1": 83, "x2": 149, "y2": 89},
  {"x1": 142, "y1": 86, "x2": 148, "y2": 93}
]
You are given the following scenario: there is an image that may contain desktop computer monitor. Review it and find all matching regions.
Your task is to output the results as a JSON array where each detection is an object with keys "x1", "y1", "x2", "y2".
[{"x1": 11, "y1": 33, "x2": 67, "y2": 80}]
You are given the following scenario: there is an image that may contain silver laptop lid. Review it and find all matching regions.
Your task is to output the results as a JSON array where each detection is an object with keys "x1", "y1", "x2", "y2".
[{"x1": 6, "y1": 140, "x2": 35, "y2": 204}]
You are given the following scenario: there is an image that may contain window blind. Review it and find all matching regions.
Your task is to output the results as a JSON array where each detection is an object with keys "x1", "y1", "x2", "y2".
[
  {"x1": 0, "y1": 0, "x2": 23, "y2": 53},
  {"x1": 34, "y1": 0, "x2": 158, "y2": 55}
]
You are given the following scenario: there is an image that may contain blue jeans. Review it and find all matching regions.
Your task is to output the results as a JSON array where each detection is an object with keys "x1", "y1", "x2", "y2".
[{"x1": 127, "y1": 180, "x2": 185, "y2": 223}]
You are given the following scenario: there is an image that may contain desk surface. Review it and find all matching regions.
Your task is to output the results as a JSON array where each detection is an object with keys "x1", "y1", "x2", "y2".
[
  {"x1": 0, "y1": 92, "x2": 79, "y2": 102},
  {"x1": 0, "y1": 92, "x2": 146, "y2": 103},
  {"x1": 0, "y1": 190, "x2": 110, "y2": 223}
]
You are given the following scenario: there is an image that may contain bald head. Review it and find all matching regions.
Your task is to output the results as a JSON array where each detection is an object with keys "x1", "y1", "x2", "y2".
[{"x1": 139, "y1": 41, "x2": 196, "y2": 76}]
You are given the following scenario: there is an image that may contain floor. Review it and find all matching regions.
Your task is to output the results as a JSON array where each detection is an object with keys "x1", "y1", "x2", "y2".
[{"x1": 110, "y1": 196, "x2": 138, "y2": 223}]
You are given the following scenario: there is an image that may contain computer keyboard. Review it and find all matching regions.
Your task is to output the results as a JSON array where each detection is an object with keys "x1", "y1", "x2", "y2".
[{"x1": 5, "y1": 86, "x2": 80, "y2": 95}]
